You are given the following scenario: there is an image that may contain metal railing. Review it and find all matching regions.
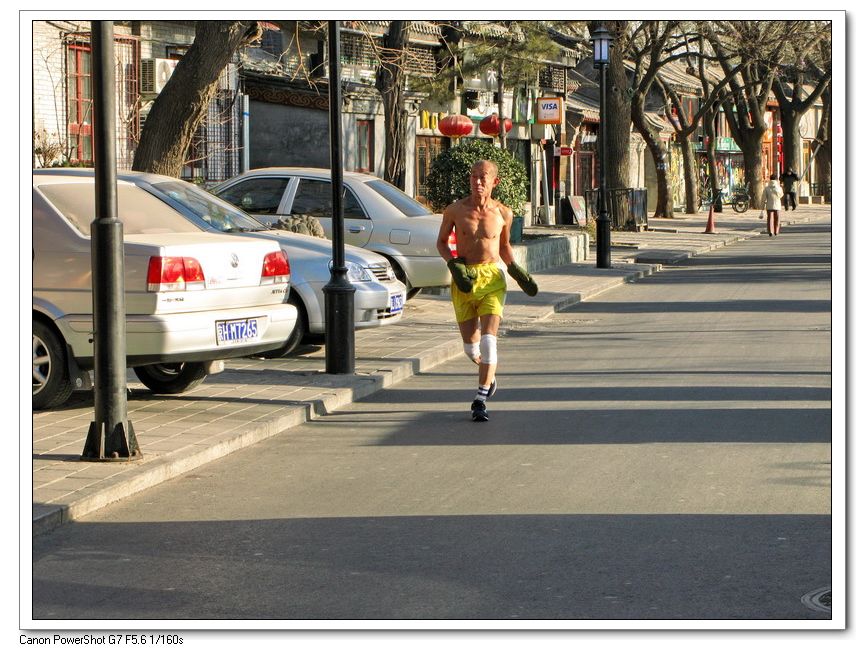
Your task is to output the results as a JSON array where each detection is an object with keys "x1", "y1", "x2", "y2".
[
  {"x1": 585, "y1": 188, "x2": 648, "y2": 231},
  {"x1": 810, "y1": 182, "x2": 832, "y2": 203}
]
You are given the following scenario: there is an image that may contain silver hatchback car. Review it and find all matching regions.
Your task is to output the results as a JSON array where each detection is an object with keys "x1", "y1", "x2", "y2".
[
  {"x1": 32, "y1": 171, "x2": 298, "y2": 409},
  {"x1": 211, "y1": 168, "x2": 451, "y2": 298}
]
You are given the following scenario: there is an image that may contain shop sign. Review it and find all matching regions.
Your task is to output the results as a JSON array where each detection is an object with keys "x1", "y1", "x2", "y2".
[
  {"x1": 716, "y1": 137, "x2": 740, "y2": 151},
  {"x1": 536, "y1": 97, "x2": 563, "y2": 125}
]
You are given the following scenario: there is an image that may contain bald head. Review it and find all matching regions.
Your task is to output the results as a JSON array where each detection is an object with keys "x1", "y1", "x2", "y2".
[{"x1": 472, "y1": 160, "x2": 499, "y2": 177}]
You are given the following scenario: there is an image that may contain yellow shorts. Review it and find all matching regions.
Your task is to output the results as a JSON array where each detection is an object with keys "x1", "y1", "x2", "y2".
[{"x1": 451, "y1": 262, "x2": 507, "y2": 323}]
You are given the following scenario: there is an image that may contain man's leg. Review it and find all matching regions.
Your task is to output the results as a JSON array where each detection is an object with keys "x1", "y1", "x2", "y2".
[
  {"x1": 477, "y1": 313, "x2": 501, "y2": 389},
  {"x1": 458, "y1": 317, "x2": 481, "y2": 363}
]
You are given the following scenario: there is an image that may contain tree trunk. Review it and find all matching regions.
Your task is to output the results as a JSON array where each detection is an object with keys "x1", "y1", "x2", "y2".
[
  {"x1": 631, "y1": 92, "x2": 672, "y2": 217},
  {"x1": 650, "y1": 141, "x2": 673, "y2": 218},
  {"x1": 705, "y1": 107, "x2": 722, "y2": 211},
  {"x1": 738, "y1": 130, "x2": 765, "y2": 206},
  {"x1": 605, "y1": 22, "x2": 631, "y2": 190},
  {"x1": 678, "y1": 131, "x2": 700, "y2": 213},
  {"x1": 132, "y1": 21, "x2": 259, "y2": 176},
  {"x1": 780, "y1": 109, "x2": 803, "y2": 176},
  {"x1": 376, "y1": 20, "x2": 410, "y2": 189},
  {"x1": 815, "y1": 85, "x2": 831, "y2": 188}
]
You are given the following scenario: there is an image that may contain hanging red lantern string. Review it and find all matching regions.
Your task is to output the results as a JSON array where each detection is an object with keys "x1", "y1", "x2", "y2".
[
  {"x1": 438, "y1": 114, "x2": 474, "y2": 138},
  {"x1": 479, "y1": 113, "x2": 512, "y2": 137}
]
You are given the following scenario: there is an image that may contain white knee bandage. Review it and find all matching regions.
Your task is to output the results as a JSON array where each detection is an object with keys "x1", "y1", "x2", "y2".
[
  {"x1": 480, "y1": 334, "x2": 497, "y2": 365},
  {"x1": 464, "y1": 342, "x2": 480, "y2": 362}
]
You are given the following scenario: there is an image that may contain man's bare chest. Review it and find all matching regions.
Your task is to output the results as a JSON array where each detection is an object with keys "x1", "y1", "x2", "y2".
[{"x1": 460, "y1": 208, "x2": 504, "y2": 239}]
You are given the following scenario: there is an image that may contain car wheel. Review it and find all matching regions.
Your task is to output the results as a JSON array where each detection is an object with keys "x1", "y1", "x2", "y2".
[
  {"x1": 387, "y1": 258, "x2": 421, "y2": 300},
  {"x1": 259, "y1": 293, "x2": 308, "y2": 358},
  {"x1": 133, "y1": 362, "x2": 208, "y2": 395},
  {"x1": 33, "y1": 320, "x2": 74, "y2": 410}
]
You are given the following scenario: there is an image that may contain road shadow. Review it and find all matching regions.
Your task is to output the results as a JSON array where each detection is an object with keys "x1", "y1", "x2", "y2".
[{"x1": 31, "y1": 513, "x2": 831, "y2": 621}]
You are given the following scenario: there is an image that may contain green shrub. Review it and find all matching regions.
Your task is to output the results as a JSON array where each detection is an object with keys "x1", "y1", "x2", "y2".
[{"x1": 425, "y1": 138, "x2": 528, "y2": 214}]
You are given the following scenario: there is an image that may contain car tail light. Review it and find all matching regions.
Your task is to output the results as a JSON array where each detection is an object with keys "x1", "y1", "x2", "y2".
[
  {"x1": 448, "y1": 229, "x2": 458, "y2": 258},
  {"x1": 261, "y1": 250, "x2": 290, "y2": 285},
  {"x1": 147, "y1": 256, "x2": 206, "y2": 292}
]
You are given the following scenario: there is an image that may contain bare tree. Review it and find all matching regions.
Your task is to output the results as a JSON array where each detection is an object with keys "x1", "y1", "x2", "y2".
[
  {"x1": 702, "y1": 21, "x2": 795, "y2": 205},
  {"x1": 375, "y1": 21, "x2": 411, "y2": 189},
  {"x1": 655, "y1": 26, "x2": 748, "y2": 213},
  {"x1": 771, "y1": 22, "x2": 831, "y2": 177},
  {"x1": 622, "y1": 21, "x2": 681, "y2": 217},
  {"x1": 132, "y1": 21, "x2": 261, "y2": 176},
  {"x1": 813, "y1": 82, "x2": 831, "y2": 188}
]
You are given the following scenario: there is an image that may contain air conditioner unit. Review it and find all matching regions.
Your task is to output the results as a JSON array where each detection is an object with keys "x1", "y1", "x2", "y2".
[{"x1": 141, "y1": 58, "x2": 178, "y2": 95}]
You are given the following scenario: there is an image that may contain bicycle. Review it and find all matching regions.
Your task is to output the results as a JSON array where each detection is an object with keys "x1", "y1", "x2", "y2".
[{"x1": 700, "y1": 187, "x2": 751, "y2": 213}]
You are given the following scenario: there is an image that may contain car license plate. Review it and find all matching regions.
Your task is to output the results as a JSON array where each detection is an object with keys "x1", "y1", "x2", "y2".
[
  {"x1": 389, "y1": 293, "x2": 404, "y2": 313},
  {"x1": 215, "y1": 317, "x2": 261, "y2": 346}
]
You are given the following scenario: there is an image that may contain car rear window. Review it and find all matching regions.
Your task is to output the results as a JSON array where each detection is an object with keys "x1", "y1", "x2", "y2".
[
  {"x1": 152, "y1": 180, "x2": 267, "y2": 232},
  {"x1": 36, "y1": 183, "x2": 201, "y2": 236},
  {"x1": 366, "y1": 179, "x2": 433, "y2": 217}
]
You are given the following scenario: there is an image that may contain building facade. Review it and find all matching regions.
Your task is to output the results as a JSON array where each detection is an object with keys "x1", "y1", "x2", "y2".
[{"x1": 31, "y1": 20, "x2": 830, "y2": 219}]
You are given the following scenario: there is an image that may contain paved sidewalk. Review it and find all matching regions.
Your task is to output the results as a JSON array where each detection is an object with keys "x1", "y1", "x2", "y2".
[{"x1": 30, "y1": 204, "x2": 831, "y2": 534}]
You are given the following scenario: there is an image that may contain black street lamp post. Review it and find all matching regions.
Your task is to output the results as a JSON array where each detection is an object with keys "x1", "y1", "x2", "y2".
[
  {"x1": 592, "y1": 26, "x2": 612, "y2": 269},
  {"x1": 82, "y1": 20, "x2": 140, "y2": 461},
  {"x1": 323, "y1": 20, "x2": 356, "y2": 374}
]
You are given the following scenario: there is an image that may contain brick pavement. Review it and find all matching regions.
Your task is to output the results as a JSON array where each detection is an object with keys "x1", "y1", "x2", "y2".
[{"x1": 30, "y1": 205, "x2": 831, "y2": 534}]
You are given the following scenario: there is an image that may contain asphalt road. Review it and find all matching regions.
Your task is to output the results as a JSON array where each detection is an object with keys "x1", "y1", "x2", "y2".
[{"x1": 31, "y1": 221, "x2": 833, "y2": 622}]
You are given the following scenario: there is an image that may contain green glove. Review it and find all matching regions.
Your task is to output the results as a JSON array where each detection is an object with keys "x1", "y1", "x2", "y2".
[
  {"x1": 507, "y1": 262, "x2": 538, "y2": 296},
  {"x1": 447, "y1": 257, "x2": 476, "y2": 293}
]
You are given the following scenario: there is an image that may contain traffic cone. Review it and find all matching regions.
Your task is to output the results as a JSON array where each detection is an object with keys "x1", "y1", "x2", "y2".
[{"x1": 704, "y1": 203, "x2": 716, "y2": 234}]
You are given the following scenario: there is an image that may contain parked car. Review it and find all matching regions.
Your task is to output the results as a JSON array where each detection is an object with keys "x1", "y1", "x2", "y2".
[
  {"x1": 211, "y1": 168, "x2": 451, "y2": 298},
  {"x1": 32, "y1": 170, "x2": 298, "y2": 409},
  {"x1": 111, "y1": 170, "x2": 407, "y2": 357}
]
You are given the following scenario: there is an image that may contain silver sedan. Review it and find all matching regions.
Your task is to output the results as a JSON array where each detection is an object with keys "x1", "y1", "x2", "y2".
[
  {"x1": 211, "y1": 168, "x2": 451, "y2": 298},
  {"x1": 128, "y1": 172, "x2": 407, "y2": 356}
]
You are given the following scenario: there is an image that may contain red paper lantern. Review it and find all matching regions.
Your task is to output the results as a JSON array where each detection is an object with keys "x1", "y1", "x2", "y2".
[
  {"x1": 479, "y1": 113, "x2": 513, "y2": 136},
  {"x1": 438, "y1": 114, "x2": 473, "y2": 137}
]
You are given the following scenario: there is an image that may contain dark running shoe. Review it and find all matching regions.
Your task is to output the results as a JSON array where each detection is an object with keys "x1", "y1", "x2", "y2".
[
  {"x1": 471, "y1": 399, "x2": 489, "y2": 422},
  {"x1": 488, "y1": 378, "x2": 497, "y2": 399}
]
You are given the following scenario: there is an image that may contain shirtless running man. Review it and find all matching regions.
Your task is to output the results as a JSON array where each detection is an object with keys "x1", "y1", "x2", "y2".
[{"x1": 437, "y1": 159, "x2": 538, "y2": 422}]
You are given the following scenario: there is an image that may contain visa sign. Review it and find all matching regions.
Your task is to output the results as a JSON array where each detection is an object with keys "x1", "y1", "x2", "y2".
[{"x1": 536, "y1": 97, "x2": 562, "y2": 124}]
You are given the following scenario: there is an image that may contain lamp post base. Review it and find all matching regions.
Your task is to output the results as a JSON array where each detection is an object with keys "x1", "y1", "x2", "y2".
[
  {"x1": 323, "y1": 278, "x2": 356, "y2": 375},
  {"x1": 596, "y1": 213, "x2": 611, "y2": 269}
]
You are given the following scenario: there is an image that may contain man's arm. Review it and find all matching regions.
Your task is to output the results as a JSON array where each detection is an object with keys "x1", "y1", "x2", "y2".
[
  {"x1": 498, "y1": 206, "x2": 516, "y2": 266},
  {"x1": 437, "y1": 205, "x2": 457, "y2": 261},
  {"x1": 439, "y1": 202, "x2": 476, "y2": 292}
]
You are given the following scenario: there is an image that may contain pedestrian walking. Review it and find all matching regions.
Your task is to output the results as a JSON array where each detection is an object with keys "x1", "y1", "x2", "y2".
[
  {"x1": 762, "y1": 173, "x2": 784, "y2": 236},
  {"x1": 781, "y1": 167, "x2": 800, "y2": 211},
  {"x1": 437, "y1": 160, "x2": 538, "y2": 422}
]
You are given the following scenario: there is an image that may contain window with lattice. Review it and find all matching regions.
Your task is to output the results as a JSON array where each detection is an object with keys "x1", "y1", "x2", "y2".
[
  {"x1": 340, "y1": 33, "x2": 378, "y2": 68},
  {"x1": 539, "y1": 65, "x2": 565, "y2": 93}
]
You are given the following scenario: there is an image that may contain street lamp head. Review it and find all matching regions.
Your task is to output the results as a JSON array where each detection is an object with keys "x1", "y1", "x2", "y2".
[{"x1": 591, "y1": 25, "x2": 611, "y2": 65}]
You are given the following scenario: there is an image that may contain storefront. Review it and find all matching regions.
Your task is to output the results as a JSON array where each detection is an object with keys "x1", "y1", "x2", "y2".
[{"x1": 696, "y1": 136, "x2": 746, "y2": 201}]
